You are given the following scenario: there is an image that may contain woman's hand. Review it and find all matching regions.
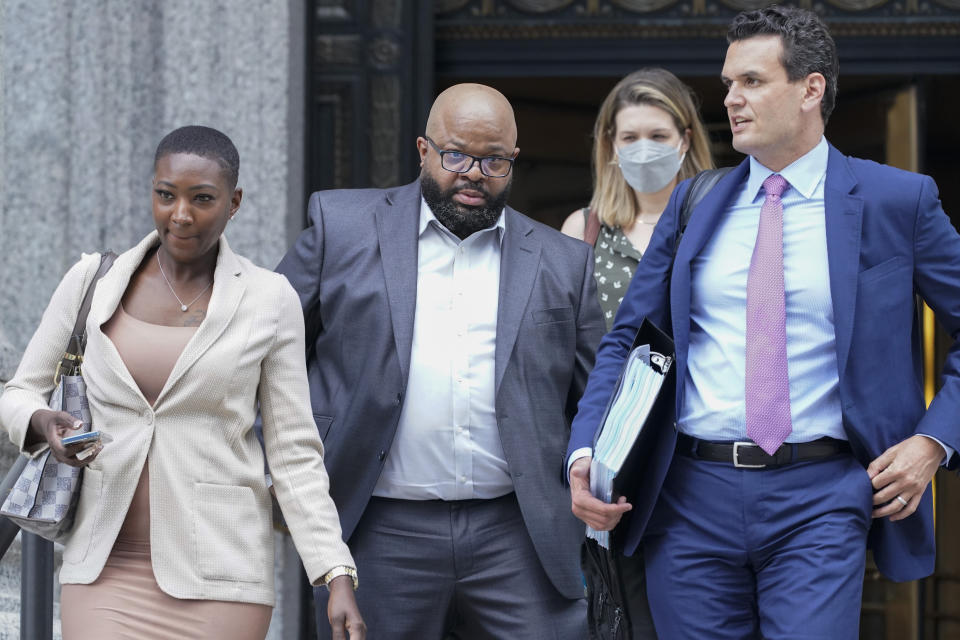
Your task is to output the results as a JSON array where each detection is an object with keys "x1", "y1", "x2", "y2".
[
  {"x1": 327, "y1": 575, "x2": 366, "y2": 640},
  {"x1": 28, "y1": 409, "x2": 102, "y2": 467}
]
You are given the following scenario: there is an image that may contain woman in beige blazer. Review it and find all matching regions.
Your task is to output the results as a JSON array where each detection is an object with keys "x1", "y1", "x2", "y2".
[{"x1": 0, "y1": 126, "x2": 365, "y2": 639}]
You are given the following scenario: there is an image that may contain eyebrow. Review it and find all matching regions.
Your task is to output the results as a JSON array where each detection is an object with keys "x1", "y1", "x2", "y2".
[
  {"x1": 619, "y1": 127, "x2": 672, "y2": 134},
  {"x1": 155, "y1": 180, "x2": 219, "y2": 191},
  {"x1": 441, "y1": 138, "x2": 510, "y2": 156},
  {"x1": 722, "y1": 70, "x2": 760, "y2": 83}
]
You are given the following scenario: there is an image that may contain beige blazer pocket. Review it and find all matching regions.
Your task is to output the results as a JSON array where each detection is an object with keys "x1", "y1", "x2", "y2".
[
  {"x1": 62, "y1": 468, "x2": 103, "y2": 564},
  {"x1": 194, "y1": 483, "x2": 264, "y2": 583}
]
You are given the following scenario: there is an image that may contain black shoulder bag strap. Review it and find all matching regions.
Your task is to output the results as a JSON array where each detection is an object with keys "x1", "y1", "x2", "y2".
[
  {"x1": 672, "y1": 167, "x2": 735, "y2": 262},
  {"x1": 659, "y1": 167, "x2": 734, "y2": 341},
  {"x1": 57, "y1": 252, "x2": 118, "y2": 382}
]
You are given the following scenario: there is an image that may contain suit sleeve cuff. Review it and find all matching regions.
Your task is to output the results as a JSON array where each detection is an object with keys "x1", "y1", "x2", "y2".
[
  {"x1": 567, "y1": 447, "x2": 592, "y2": 482},
  {"x1": 918, "y1": 433, "x2": 953, "y2": 466}
]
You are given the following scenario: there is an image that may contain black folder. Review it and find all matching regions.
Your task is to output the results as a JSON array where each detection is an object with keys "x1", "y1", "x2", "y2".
[{"x1": 591, "y1": 317, "x2": 677, "y2": 551}]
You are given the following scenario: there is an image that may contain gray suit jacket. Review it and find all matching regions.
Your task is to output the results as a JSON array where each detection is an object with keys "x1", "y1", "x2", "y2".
[{"x1": 277, "y1": 179, "x2": 605, "y2": 599}]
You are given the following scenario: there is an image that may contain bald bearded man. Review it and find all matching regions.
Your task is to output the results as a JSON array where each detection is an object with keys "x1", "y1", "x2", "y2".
[{"x1": 277, "y1": 84, "x2": 604, "y2": 638}]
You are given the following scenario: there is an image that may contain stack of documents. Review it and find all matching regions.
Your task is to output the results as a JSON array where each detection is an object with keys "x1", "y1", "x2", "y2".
[{"x1": 587, "y1": 343, "x2": 672, "y2": 549}]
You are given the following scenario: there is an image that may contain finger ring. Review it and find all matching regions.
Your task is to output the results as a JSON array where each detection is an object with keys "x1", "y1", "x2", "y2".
[{"x1": 896, "y1": 495, "x2": 909, "y2": 508}]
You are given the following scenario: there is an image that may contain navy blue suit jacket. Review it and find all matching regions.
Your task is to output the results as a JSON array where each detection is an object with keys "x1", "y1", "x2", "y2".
[{"x1": 568, "y1": 145, "x2": 960, "y2": 582}]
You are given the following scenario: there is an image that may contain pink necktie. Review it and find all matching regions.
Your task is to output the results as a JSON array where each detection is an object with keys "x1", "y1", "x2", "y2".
[{"x1": 745, "y1": 174, "x2": 792, "y2": 455}]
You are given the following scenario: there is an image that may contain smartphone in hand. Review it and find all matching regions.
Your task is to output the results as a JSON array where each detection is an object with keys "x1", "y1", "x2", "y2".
[
  {"x1": 62, "y1": 431, "x2": 113, "y2": 460},
  {"x1": 61, "y1": 431, "x2": 103, "y2": 446}
]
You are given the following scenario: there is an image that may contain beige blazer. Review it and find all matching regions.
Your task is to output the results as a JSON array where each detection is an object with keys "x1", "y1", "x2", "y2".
[{"x1": 0, "y1": 232, "x2": 353, "y2": 606}]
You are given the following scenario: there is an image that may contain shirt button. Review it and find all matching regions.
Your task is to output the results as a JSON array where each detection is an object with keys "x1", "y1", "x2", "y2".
[{"x1": 460, "y1": 475, "x2": 467, "y2": 483}]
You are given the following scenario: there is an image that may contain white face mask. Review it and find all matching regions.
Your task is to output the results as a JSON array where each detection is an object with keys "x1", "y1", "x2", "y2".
[{"x1": 617, "y1": 138, "x2": 686, "y2": 193}]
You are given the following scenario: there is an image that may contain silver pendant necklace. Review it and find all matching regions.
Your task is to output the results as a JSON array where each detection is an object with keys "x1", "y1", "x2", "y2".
[{"x1": 156, "y1": 252, "x2": 213, "y2": 312}]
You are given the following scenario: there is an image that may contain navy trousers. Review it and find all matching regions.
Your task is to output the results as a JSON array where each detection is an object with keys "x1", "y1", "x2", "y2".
[
  {"x1": 643, "y1": 452, "x2": 873, "y2": 639},
  {"x1": 315, "y1": 493, "x2": 587, "y2": 640}
]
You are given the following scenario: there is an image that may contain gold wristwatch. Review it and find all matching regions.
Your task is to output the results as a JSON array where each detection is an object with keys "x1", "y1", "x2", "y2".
[{"x1": 321, "y1": 565, "x2": 358, "y2": 591}]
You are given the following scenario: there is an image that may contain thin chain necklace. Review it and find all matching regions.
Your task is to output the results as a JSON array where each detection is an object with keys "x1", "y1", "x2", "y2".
[{"x1": 156, "y1": 252, "x2": 213, "y2": 312}]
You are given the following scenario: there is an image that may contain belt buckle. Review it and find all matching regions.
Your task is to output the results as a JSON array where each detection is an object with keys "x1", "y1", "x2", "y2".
[{"x1": 733, "y1": 442, "x2": 766, "y2": 469}]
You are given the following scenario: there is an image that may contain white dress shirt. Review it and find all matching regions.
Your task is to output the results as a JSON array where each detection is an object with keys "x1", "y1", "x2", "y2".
[{"x1": 372, "y1": 198, "x2": 514, "y2": 500}]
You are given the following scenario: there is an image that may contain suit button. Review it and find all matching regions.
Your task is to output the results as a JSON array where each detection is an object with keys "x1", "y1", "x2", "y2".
[
  {"x1": 377, "y1": 450, "x2": 386, "y2": 461},
  {"x1": 395, "y1": 393, "x2": 402, "y2": 405}
]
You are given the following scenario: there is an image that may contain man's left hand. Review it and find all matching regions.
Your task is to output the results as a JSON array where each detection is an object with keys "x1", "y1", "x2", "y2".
[
  {"x1": 327, "y1": 576, "x2": 366, "y2": 639},
  {"x1": 867, "y1": 435, "x2": 944, "y2": 521}
]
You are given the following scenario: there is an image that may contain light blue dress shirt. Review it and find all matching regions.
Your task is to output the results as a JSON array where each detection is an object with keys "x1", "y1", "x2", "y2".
[
  {"x1": 567, "y1": 137, "x2": 951, "y2": 474},
  {"x1": 679, "y1": 138, "x2": 951, "y2": 463},
  {"x1": 680, "y1": 137, "x2": 847, "y2": 443}
]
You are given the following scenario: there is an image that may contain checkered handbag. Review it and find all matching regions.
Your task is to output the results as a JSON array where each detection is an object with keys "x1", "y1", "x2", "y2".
[
  {"x1": 0, "y1": 375, "x2": 91, "y2": 539},
  {"x1": 0, "y1": 251, "x2": 115, "y2": 541}
]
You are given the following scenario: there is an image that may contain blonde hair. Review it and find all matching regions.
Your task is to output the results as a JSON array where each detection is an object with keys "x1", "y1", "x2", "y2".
[{"x1": 589, "y1": 69, "x2": 714, "y2": 229}]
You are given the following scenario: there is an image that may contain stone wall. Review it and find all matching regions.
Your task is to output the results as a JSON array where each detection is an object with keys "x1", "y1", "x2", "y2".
[{"x1": 0, "y1": 1, "x2": 307, "y2": 637}]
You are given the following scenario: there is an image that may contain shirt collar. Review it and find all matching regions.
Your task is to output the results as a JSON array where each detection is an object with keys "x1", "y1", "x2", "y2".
[
  {"x1": 747, "y1": 136, "x2": 829, "y2": 201},
  {"x1": 419, "y1": 196, "x2": 506, "y2": 244}
]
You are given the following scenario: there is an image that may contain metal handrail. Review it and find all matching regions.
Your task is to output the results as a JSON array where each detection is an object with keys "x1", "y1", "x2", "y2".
[{"x1": 21, "y1": 532, "x2": 53, "y2": 640}]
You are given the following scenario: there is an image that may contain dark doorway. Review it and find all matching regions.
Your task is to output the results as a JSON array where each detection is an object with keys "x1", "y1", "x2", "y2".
[
  {"x1": 435, "y1": 74, "x2": 960, "y2": 232},
  {"x1": 435, "y1": 71, "x2": 960, "y2": 640}
]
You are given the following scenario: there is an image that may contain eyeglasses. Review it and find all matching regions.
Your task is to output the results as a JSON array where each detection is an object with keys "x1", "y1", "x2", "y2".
[{"x1": 424, "y1": 136, "x2": 514, "y2": 178}]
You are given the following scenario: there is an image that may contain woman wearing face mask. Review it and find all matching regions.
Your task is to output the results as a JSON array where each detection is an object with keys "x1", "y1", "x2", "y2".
[
  {"x1": 562, "y1": 69, "x2": 714, "y2": 639},
  {"x1": 562, "y1": 68, "x2": 714, "y2": 330}
]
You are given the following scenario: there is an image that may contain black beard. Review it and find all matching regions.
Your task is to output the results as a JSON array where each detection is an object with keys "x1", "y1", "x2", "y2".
[{"x1": 420, "y1": 171, "x2": 512, "y2": 240}]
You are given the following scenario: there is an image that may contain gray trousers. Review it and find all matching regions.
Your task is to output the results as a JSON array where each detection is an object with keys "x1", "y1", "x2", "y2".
[{"x1": 315, "y1": 493, "x2": 587, "y2": 640}]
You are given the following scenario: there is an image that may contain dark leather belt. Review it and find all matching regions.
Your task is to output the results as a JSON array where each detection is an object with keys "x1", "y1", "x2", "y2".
[{"x1": 676, "y1": 433, "x2": 850, "y2": 469}]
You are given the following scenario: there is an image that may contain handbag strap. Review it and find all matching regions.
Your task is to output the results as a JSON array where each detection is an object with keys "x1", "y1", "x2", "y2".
[
  {"x1": 583, "y1": 207, "x2": 601, "y2": 247},
  {"x1": 57, "y1": 252, "x2": 117, "y2": 381},
  {"x1": 671, "y1": 167, "x2": 734, "y2": 261},
  {"x1": 658, "y1": 168, "x2": 733, "y2": 336}
]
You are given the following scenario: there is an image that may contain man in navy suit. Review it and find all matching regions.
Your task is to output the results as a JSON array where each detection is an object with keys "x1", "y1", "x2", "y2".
[
  {"x1": 279, "y1": 83, "x2": 604, "y2": 639},
  {"x1": 567, "y1": 5, "x2": 959, "y2": 638}
]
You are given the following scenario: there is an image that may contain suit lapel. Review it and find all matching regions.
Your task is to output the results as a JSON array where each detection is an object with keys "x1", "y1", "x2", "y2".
[
  {"x1": 670, "y1": 161, "x2": 750, "y2": 376},
  {"x1": 375, "y1": 181, "x2": 422, "y2": 381},
  {"x1": 823, "y1": 146, "x2": 863, "y2": 377},
  {"x1": 496, "y1": 208, "x2": 541, "y2": 393},
  {"x1": 85, "y1": 233, "x2": 160, "y2": 404},
  {"x1": 83, "y1": 233, "x2": 247, "y2": 408}
]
